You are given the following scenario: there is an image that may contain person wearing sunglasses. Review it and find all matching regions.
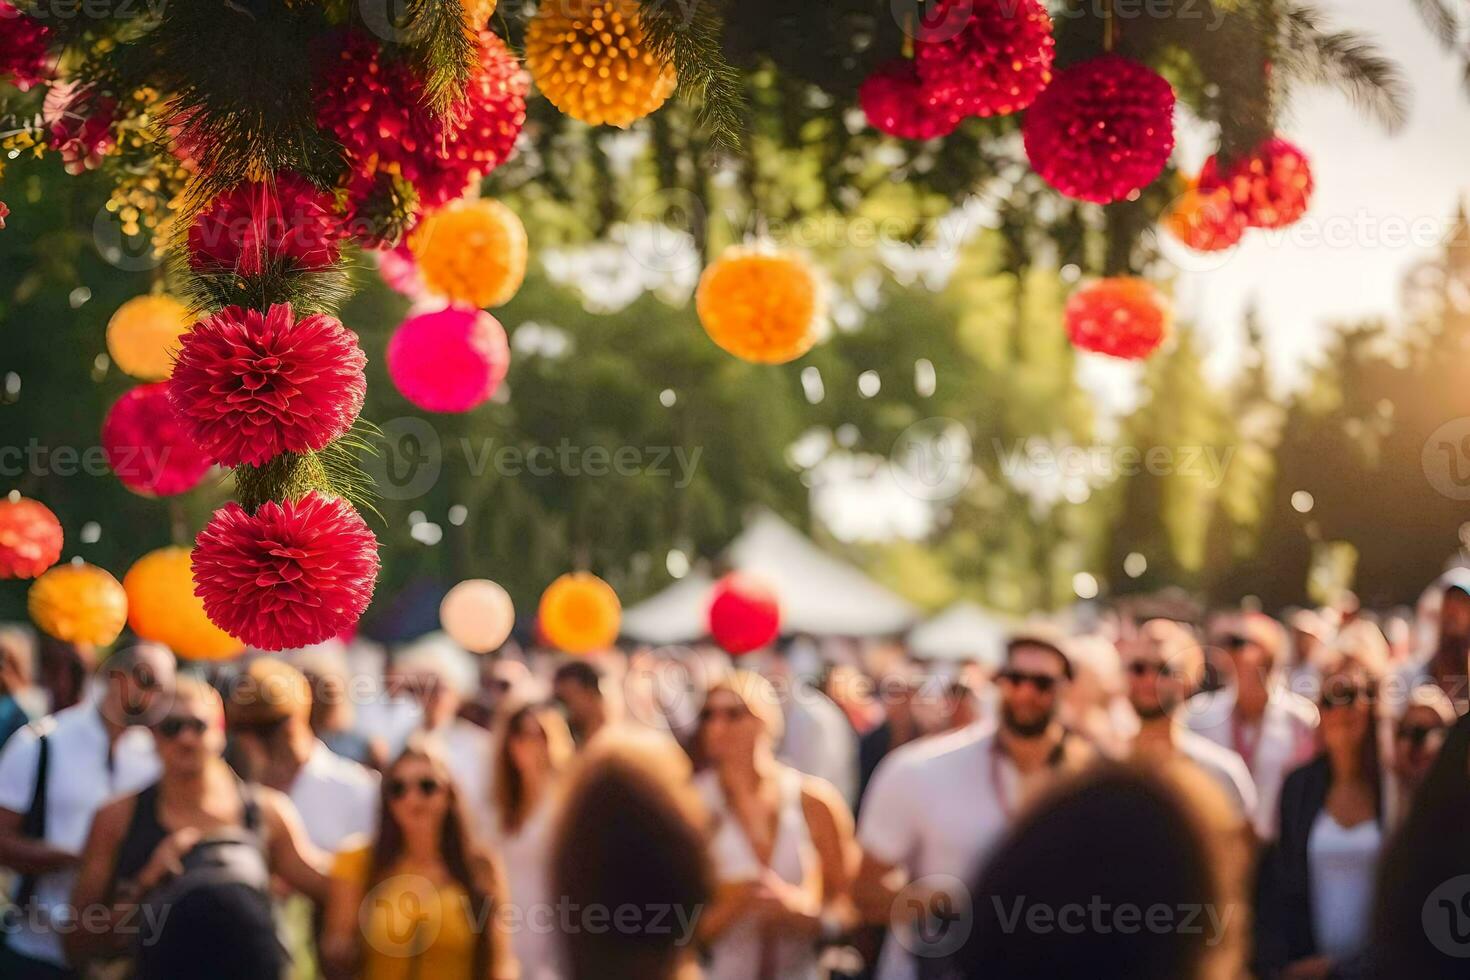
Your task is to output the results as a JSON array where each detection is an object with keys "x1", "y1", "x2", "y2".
[
  {"x1": 323, "y1": 740, "x2": 516, "y2": 980},
  {"x1": 1184, "y1": 611, "x2": 1318, "y2": 840},
  {"x1": 1255, "y1": 636, "x2": 1389, "y2": 980},
  {"x1": 693, "y1": 671, "x2": 856, "y2": 980},
  {"x1": 1121, "y1": 619, "x2": 1258, "y2": 830},
  {"x1": 67, "y1": 676, "x2": 327, "y2": 979},
  {"x1": 855, "y1": 627, "x2": 1090, "y2": 980},
  {"x1": 1385, "y1": 683, "x2": 1455, "y2": 828}
]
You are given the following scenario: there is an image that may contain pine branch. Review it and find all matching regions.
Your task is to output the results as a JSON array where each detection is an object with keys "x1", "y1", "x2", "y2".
[
  {"x1": 399, "y1": 0, "x2": 477, "y2": 116},
  {"x1": 1277, "y1": 2, "x2": 1409, "y2": 132},
  {"x1": 638, "y1": 0, "x2": 745, "y2": 154}
]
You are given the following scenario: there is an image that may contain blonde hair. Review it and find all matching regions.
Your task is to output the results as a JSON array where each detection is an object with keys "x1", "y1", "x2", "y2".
[
  {"x1": 492, "y1": 701, "x2": 576, "y2": 834},
  {"x1": 701, "y1": 670, "x2": 784, "y2": 744}
]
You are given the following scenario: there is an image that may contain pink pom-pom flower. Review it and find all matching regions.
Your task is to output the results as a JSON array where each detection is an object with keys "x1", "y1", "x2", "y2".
[
  {"x1": 187, "y1": 173, "x2": 342, "y2": 277},
  {"x1": 192, "y1": 492, "x2": 379, "y2": 650},
  {"x1": 102, "y1": 383, "x2": 215, "y2": 496},
  {"x1": 387, "y1": 306, "x2": 509, "y2": 413},
  {"x1": 1022, "y1": 54, "x2": 1176, "y2": 205},
  {"x1": 859, "y1": 58, "x2": 964, "y2": 140},
  {"x1": 169, "y1": 303, "x2": 367, "y2": 468}
]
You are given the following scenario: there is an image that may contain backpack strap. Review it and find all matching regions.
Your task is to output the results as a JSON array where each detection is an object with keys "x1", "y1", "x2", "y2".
[{"x1": 12, "y1": 729, "x2": 51, "y2": 912}]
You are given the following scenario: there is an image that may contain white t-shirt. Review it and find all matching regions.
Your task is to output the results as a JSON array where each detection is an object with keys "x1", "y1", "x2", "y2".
[
  {"x1": 0, "y1": 702, "x2": 159, "y2": 965},
  {"x1": 1307, "y1": 812, "x2": 1382, "y2": 962},
  {"x1": 858, "y1": 725, "x2": 1016, "y2": 980},
  {"x1": 1173, "y1": 726, "x2": 1260, "y2": 827},
  {"x1": 288, "y1": 739, "x2": 379, "y2": 853},
  {"x1": 779, "y1": 685, "x2": 858, "y2": 806},
  {"x1": 1184, "y1": 687, "x2": 1317, "y2": 839},
  {"x1": 424, "y1": 719, "x2": 495, "y2": 837}
]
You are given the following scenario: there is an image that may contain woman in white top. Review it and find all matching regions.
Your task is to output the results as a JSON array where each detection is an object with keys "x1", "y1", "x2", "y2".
[
  {"x1": 694, "y1": 671, "x2": 856, "y2": 980},
  {"x1": 490, "y1": 701, "x2": 576, "y2": 980}
]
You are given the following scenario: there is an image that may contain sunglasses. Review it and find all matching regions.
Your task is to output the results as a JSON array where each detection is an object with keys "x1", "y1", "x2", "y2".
[
  {"x1": 699, "y1": 705, "x2": 750, "y2": 724},
  {"x1": 1126, "y1": 661, "x2": 1177, "y2": 679},
  {"x1": 1218, "y1": 634, "x2": 1251, "y2": 651},
  {"x1": 996, "y1": 669, "x2": 1060, "y2": 694},
  {"x1": 1396, "y1": 723, "x2": 1447, "y2": 748},
  {"x1": 387, "y1": 777, "x2": 445, "y2": 800},
  {"x1": 1318, "y1": 683, "x2": 1374, "y2": 710},
  {"x1": 155, "y1": 716, "x2": 209, "y2": 739}
]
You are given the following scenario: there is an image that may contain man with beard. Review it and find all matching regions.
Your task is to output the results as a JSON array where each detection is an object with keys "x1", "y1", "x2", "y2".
[
  {"x1": 0, "y1": 642, "x2": 175, "y2": 978},
  {"x1": 854, "y1": 628, "x2": 1091, "y2": 980},
  {"x1": 1121, "y1": 619, "x2": 1257, "y2": 827}
]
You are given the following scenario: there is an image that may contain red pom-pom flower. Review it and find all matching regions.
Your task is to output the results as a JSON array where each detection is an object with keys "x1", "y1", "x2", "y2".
[
  {"x1": 317, "y1": 29, "x2": 528, "y2": 216},
  {"x1": 860, "y1": 58, "x2": 963, "y2": 140},
  {"x1": 1023, "y1": 54, "x2": 1175, "y2": 204},
  {"x1": 192, "y1": 492, "x2": 379, "y2": 650},
  {"x1": 44, "y1": 82, "x2": 115, "y2": 175},
  {"x1": 0, "y1": 497, "x2": 64, "y2": 579},
  {"x1": 169, "y1": 303, "x2": 367, "y2": 468},
  {"x1": 1163, "y1": 184, "x2": 1248, "y2": 252},
  {"x1": 188, "y1": 173, "x2": 342, "y2": 277},
  {"x1": 914, "y1": 0, "x2": 1054, "y2": 118},
  {"x1": 1065, "y1": 277, "x2": 1171, "y2": 360},
  {"x1": 1198, "y1": 136, "x2": 1313, "y2": 230},
  {"x1": 102, "y1": 383, "x2": 215, "y2": 496},
  {"x1": 0, "y1": 2, "x2": 51, "y2": 91},
  {"x1": 708, "y1": 572, "x2": 782, "y2": 655}
]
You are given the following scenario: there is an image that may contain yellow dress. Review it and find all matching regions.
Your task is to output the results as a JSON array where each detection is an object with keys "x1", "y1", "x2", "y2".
[{"x1": 332, "y1": 845, "x2": 485, "y2": 980}]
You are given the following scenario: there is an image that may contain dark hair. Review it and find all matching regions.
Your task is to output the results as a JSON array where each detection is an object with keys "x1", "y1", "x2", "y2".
[
  {"x1": 955, "y1": 764, "x2": 1222, "y2": 980},
  {"x1": 370, "y1": 742, "x2": 498, "y2": 979},
  {"x1": 553, "y1": 660, "x2": 603, "y2": 693}
]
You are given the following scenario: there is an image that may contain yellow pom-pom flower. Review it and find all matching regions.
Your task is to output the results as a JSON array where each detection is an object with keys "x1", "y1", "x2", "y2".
[
  {"x1": 29, "y1": 562, "x2": 129, "y2": 647},
  {"x1": 463, "y1": 0, "x2": 498, "y2": 27},
  {"x1": 695, "y1": 248, "x2": 826, "y2": 364},
  {"x1": 410, "y1": 198, "x2": 528, "y2": 309},
  {"x1": 106, "y1": 294, "x2": 192, "y2": 381},
  {"x1": 525, "y1": 0, "x2": 677, "y2": 128},
  {"x1": 124, "y1": 547, "x2": 244, "y2": 661}
]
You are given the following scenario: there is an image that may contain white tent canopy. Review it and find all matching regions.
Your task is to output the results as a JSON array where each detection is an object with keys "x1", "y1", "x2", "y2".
[
  {"x1": 620, "y1": 510, "x2": 919, "y2": 643},
  {"x1": 906, "y1": 601, "x2": 1011, "y2": 669}
]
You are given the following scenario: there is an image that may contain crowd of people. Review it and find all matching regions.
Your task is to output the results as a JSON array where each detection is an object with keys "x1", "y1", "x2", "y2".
[{"x1": 1, "y1": 569, "x2": 1470, "y2": 979}]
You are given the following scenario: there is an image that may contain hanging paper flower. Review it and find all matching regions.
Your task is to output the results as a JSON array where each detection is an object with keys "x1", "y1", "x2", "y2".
[
  {"x1": 409, "y1": 198, "x2": 527, "y2": 308},
  {"x1": 1162, "y1": 185, "x2": 1247, "y2": 253},
  {"x1": 440, "y1": 579, "x2": 516, "y2": 654},
  {"x1": 0, "y1": 2, "x2": 51, "y2": 91},
  {"x1": 1198, "y1": 136, "x2": 1314, "y2": 230},
  {"x1": 1022, "y1": 54, "x2": 1175, "y2": 205},
  {"x1": 524, "y1": 0, "x2": 676, "y2": 128},
  {"x1": 913, "y1": 0, "x2": 1054, "y2": 118},
  {"x1": 859, "y1": 59, "x2": 964, "y2": 140},
  {"x1": 169, "y1": 303, "x2": 367, "y2": 468},
  {"x1": 708, "y1": 573, "x2": 781, "y2": 655},
  {"x1": 539, "y1": 572, "x2": 621, "y2": 654},
  {"x1": 0, "y1": 202, "x2": 8, "y2": 230},
  {"x1": 102, "y1": 383, "x2": 215, "y2": 496},
  {"x1": 696, "y1": 248, "x2": 825, "y2": 364},
  {"x1": 0, "y1": 497, "x2": 64, "y2": 580},
  {"x1": 124, "y1": 547, "x2": 244, "y2": 661},
  {"x1": 29, "y1": 562, "x2": 129, "y2": 646},
  {"x1": 187, "y1": 173, "x2": 342, "y2": 277},
  {"x1": 192, "y1": 492, "x2": 379, "y2": 650},
  {"x1": 106, "y1": 294, "x2": 192, "y2": 381},
  {"x1": 317, "y1": 30, "x2": 527, "y2": 217},
  {"x1": 376, "y1": 243, "x2": 429, "y2": 298},
  {"x1": 387, "y1": 306, "x2": 509, "y2": 413},
  {"x1": 1064, "y1": 277, "x2": 1171, "y2": 360},
  {"x1": 44, "y1": 82, "x2": 116, "y2": 175}
]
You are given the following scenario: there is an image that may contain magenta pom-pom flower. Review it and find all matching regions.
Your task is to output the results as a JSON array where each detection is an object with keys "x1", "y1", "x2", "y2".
[
  {"x1": 192, "y1": 492, "x2": 380, "y2": 650},
  {"x1": 0, "y1": 2, "x2": 52, "y2": 91},
  {"x1": 0, "y1": 497, "x2": 64, "y2": 579},
  {"x1": 169, "y1": 303, "x2": 367, "y2": 468},
  {"x1": 187, "y1": 173, "x2": 342, "y2": 277},
  {"x1": 914, "y1": 0, "x2": 1054, "y2": 119},
  {"x1": 1198, "y1": 136, "x2": 1314, "y2": 230},
  {"x1": 860, "y1": 58, "x2": 964, "y2": 140},
  {"x1": 102, "y1": 383, "x2": 215, "y2": 496},
  {"x1": 387, "y1": 306, "x2": 509, "y2": 413},
  {"x1": 1023, "y1": 54, "x2": 1176, "y2": 204},
  {"x1": 317, "y1": 29, "x2": 528, "y2": 216}
]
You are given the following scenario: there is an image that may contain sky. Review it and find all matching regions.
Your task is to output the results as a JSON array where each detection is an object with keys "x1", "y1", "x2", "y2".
[{"x1": 1173, "y1": 0, "x2": 1470, "y2": 389}]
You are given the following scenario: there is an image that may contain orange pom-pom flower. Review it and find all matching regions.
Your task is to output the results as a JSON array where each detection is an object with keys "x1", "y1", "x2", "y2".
[
  {"x1": 696, "y1": 249, "x2": 825, "y2": 364},
  {"x1": 539, "y1": 572, "x2": 620, "y2": 654},
  {"x1": 1064, "y1": 277, "x2": 1171, "y2": 361},
  {"x1": 524, "y1": 0, "x2": 676, "y2": 128},
  {"x1": 125, "y1": 547, "x2": 244, "y2": 661},
  {"x1": 0, "y1": 496, "x2": 64, "y2": 579},
  {"x1": 107, "y1": 294, "x2": 191, "y2": 381},
  {"x1": 410, "y1": 199, "x2": 528, "y2": 309},
  {"x1": 29, "y1": 562, "x2": 129, "y2": 646},
  {"x1": 1162, "y1": 184, "x2": 1247, "y2": 253}
]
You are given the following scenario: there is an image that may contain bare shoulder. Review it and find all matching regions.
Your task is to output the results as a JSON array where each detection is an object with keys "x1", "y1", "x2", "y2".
[
  {"x1": 91, "y1": 793, "x2": 138, "y2": 841},
  {"x1": 799, "y1": 773, "x2": 849, "y2": 818}
]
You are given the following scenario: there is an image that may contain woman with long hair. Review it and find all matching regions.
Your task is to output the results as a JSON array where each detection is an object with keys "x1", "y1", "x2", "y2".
[
  {"x1": 693, "y1": 670, "x2": 857, "y2": 980},
  {"x1": 322, "y1": 739, "x2": 516, "y2": 980},
  {"x1": 489, "y1": 702, "x2": 576, "y2": 979},
  {"x1": 1255, "y1": 629, "x2": 1390, "y2": 979}
]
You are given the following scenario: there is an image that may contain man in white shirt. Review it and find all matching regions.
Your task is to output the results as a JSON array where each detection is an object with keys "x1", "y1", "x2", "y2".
[
  {"x1": 0, "y1": 643, "x2": 174, "y2": 976},
  {"x1": 397, "y1": 639, "x2": 495, "y2": 836},
  {"x1": 1121, "y1": 619, "x2": 1258, "y2": 828},
  {"x1": 226, "y1": 658, "x2": 377, "y2": 853},
  {"x1": 1183, "y1": 612, "x2": 1317, "y2": 839},
  {"x1": 854, "y1": 627, "x2": 1092, "y2": 980}
]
